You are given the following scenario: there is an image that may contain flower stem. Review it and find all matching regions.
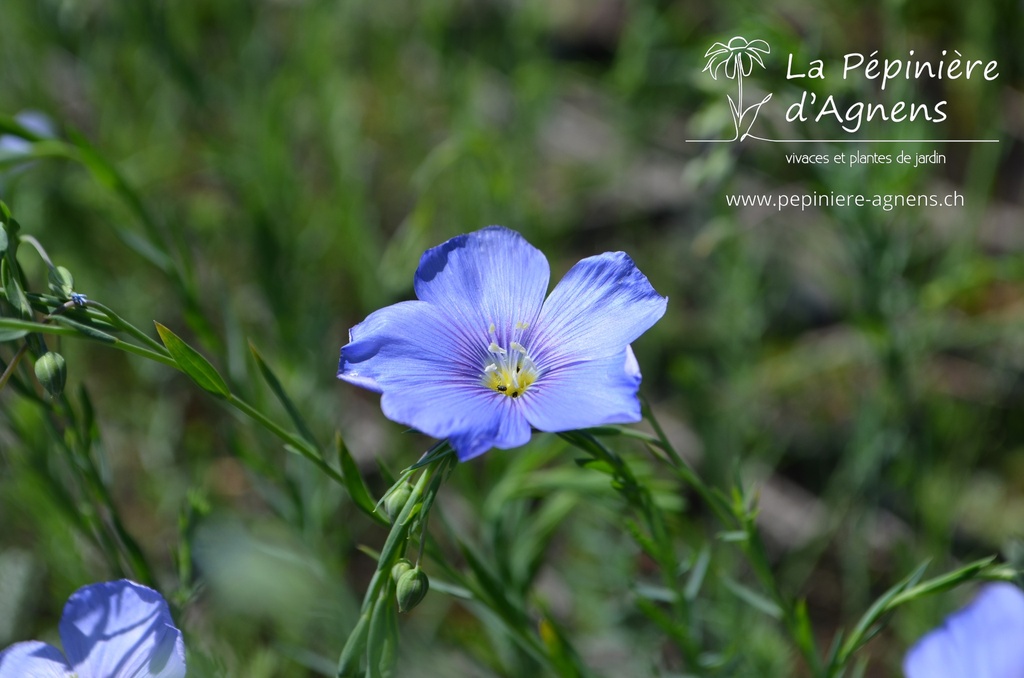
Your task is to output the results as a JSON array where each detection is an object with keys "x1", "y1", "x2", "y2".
[
  {"x1": 226, "y1": 393, "x2": 344, "y2": 485},
  {"x1": 560, "y1": 430, "x2": 704, "y2": 672},
  {"x1": 338, "y1": 457, "x2": 449, "y2": 677}
]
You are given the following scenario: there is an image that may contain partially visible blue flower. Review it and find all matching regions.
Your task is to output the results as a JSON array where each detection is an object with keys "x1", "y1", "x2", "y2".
[
  {"x1": 0, "y1": 110, "x2": 55, "y2": 157},
  {"x1": 338, "y1": 226, "x2": 667, "y2": 461},
  {"x1": 0, "y1": 579, "x2": 186, "y2": 678},
  {"x1": 903, "y1": 582, "x2": 1024, "y2": 678}
]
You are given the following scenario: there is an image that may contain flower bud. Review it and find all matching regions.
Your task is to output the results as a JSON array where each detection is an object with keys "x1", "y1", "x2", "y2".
[
  {"x1": 395, "y1": 566, "x2": 429, "y2": 613},
  {"x1": 35, "y1": 351, "x2": 67, "y2": 398},
  {"x1": 48, "y1": 266, "x2": 75, "y2": 299},
  {"x1": 384, "y1": 483, "x2": 413, "y2": 522},
  {"x1": 391, "y1": 558, "x2": 413, "y2": 583}
]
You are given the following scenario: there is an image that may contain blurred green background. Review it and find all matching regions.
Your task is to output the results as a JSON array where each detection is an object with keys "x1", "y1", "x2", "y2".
[{"x1": 1, "y1": 0, "x2": 1022, "y2": 675}]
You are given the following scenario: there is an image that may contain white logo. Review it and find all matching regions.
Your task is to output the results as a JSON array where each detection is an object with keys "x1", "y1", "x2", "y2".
[{"x1": 702, "y1": 36, "x2": 773, "y2": 141}]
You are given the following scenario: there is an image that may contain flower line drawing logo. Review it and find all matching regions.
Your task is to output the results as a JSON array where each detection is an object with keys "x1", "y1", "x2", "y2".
[{"x1": 702, "y1": 36, "x2": 773, "y2": 142}]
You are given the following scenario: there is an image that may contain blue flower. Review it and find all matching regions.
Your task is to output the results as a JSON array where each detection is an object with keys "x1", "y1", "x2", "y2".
[
  {"x1": 0, "y1": 111, "x2": 54, "y2": 157},
  {"x1": 338, "y1": 226, "x2": 667, "y2": 461},
  {"x1": 0, "y1": 579, "x2": 186, "y2": 678},
  {"x1": 903, "y1": 582, "x2": 1024, "y2": 678}
]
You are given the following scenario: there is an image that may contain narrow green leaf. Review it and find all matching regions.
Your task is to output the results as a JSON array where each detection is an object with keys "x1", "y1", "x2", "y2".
[
  {"x1": 0, "y1": 318, "x2": 77, "y2": 337},
  {"x1": 427, "y1": 578, "x2": 474, "y2": 600},
  {"x1": 574, "y1": 458, "x2": 616, "y2": 475},
  {"x1": 337, "y1": 433, "x2": 378, "y2": 518},
  {"x1": 155, "y1": 322, "x2": 230, "y2": 398},
  {"x1": 791, "y1": 598, "x2": 818, "y2": 663},
  {"x1": 635, "y1": 596, "x2": 685, "y2": 641},
  {"x1": 337, "y1": 612, "x2": 371, "y2": 677},
  {"x1": 355, "y1": 545, "x2": 383, "y2": 561},
  {"x1": 684, "y1": 545, "x2": 712, "y2": 601},
  {"x1": 888, "y1": 556, "x2": 998, "y2": 608},
  {"x1": 459, "y1": 539, "x2": 528, "y2": 627},
  {"x1": 838, "y1": 559, "x2": 931, "y2": 663},
  {"x1": 1, "y1": 259, "x2": 33, "y2": 318},
  {"x1": 63, "y1": 131, "x2": 175, "y2": 275},
  {"x1": 0, "y1": 328, "x2": 27, "y2": 342},
  {"x1": 721, "y1": 576, "x2": 783, "y2": 619},
  {"x1": 249, "y1": 341, "x2": 319, "y2": 448},
  {"x1": 365, "y1": 595, "x2": 393, "y2": 678},
  {"x1": 717, "y1": 530, "x2": 749, "y2": 543},
  {"x1": 50, "y1": 315, "x2": 117, "y2": 343}
]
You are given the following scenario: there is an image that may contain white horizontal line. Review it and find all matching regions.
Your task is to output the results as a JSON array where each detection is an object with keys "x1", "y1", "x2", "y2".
[{"x1": 685, "y1": 137, "x2": 999, "y2": 143}]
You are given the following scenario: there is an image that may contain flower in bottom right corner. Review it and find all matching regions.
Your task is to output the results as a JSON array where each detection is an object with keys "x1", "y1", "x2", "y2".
[{"x1": 903, "y1": 582, "x2": 1024, "y2": 678}]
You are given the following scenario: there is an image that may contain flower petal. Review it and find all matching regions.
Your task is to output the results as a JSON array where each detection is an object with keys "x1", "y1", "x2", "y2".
[
  {"x1": 0, "y1": 641, "x2": 71, "y2": 677},
  {"x1": 339, "y1": 300, "x2": 485, "y2": 394},
  {"x1": 339, "y1": 300, "x2": 531, "y2": 460},
  {"x1": 438, "y1": 393, "x2": 532, "y2": 461},
  {"x1": 60, "y1": 580, "x2": 185, "y2": 678},
  {"x1": 413, "y1": 226, "x2": 550, "y2": 347},
  {"x1": 382, "y1": 380, "x2": 531, "y2": 461},
  {"x1": 520, "y1": 347, "x2": 643, "y2": 432},
  {"x1": 903, "y1": 583, "x2": 1024, "y2": 678},
  {"x1": 532, "y1": 251, "x2": 666, "y2": 367}
]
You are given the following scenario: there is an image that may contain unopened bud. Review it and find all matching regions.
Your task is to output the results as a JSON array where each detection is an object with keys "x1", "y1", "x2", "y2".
[
  {"x1": 35, "y1": 352, "x2": 66, "y2": 398},
  {"x1": 384, "y1": 483, "x2": 413, "y2": 522},
  {"x1": 391, "y1": 558, "x2": 414, "y2": 583},
  {"x1": 395, "y1": 566, "x2": 429, "y2": 613},
  {"x1": 48, "y1": 266, "x2": 74, "y2": 299}
]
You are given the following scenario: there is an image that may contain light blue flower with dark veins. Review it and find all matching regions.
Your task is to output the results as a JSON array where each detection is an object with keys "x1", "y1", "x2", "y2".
[
  {"x1": 339, "y1": 226, "x2": 667, "y2": 461},
  {"x1": 904, "y1": 582, "x2": 1024, "y2": 678},
  {"x1": 0, "y1": 579, "x2": 185, "y2": 678}
]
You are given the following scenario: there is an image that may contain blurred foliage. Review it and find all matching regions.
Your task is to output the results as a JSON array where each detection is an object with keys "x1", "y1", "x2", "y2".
[{"x1": 1, "y1": 0, "x2": 1023, "y2": 676}]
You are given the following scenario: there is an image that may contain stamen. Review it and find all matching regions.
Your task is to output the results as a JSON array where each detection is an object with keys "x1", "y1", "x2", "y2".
[{"x1": 481, "y1": 320, "x2": 540, "y2": 398}]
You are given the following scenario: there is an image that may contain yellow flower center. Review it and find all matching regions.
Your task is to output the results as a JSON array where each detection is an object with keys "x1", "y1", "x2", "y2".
[{"x1": 481, "y1": 321, "x2": 539, "y2": 399}]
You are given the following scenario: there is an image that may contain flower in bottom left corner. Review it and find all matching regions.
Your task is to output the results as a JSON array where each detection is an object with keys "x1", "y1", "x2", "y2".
[{"x1": 0, "y1": 579, "x2": 185, "y2": 678}]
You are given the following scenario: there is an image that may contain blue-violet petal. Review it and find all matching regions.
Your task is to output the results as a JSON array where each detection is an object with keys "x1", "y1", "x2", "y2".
[
  {"x1": 0, "y1": 641, "x2": 71, "y2": 678},
  {"x1": 521, "y1": 347, "x2": 643, "y2": 432},
  {"x1": 903, "y1": 583, "x2": 1024, "y2": 678},
  {"x1": 414, "y1": 226, "x2": 550, "y2": 346},
  {"x1": 61, "y1": 580, "x2": 186, "y2": 678},
  {"x1": 532, "y1": 251, "x2": 666, "y2": 368}
]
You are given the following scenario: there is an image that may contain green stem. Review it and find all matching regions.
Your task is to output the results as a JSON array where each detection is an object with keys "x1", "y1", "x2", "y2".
[
  {"x1": 112, "y1": 339, "x2": 179, "y2": 368},
  {"x1": 0, "y1": 343, "x2": 29, "y2": 391},
  {"x1": 640, "y1": 404, "x2": 732, "y2": 526},
  {"x1": 560, "y1": 430, "x2": 702, "y2": 672},
  {"x1": 18, "y1": 234, "x2": 54, "y2": 267},
  {"x1": 737, "y1": 510, "x2": 824, "y2": 676},
  {"x1": 338, "y1": 461, "x2": 442, "y2": 677},
  {"x1": 3, "y1": 315, "x2": 343, "y2": 488},
  {"x1": 226, "y1": 393, "x2": 344, "y2": 485},
  {"x1": 86, "y1": 300, "x2": 171, "y2": 355}
]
